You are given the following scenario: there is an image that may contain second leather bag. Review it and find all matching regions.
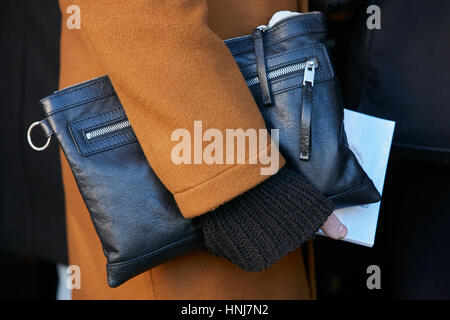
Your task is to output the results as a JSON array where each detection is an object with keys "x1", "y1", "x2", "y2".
[{"x1": 227, "y1": 11, "x2": 381, "y2": 206}]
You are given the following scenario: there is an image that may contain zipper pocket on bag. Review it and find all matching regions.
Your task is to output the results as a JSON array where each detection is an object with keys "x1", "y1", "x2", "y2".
[
  {"x1": 245, "y1": 58, "x2": 318, "y2": 87},
  {"x1": 70, "y1": 109, "x2": 137, "y2": 157},
  {"x1": 85, "y1": 119, "x2": 131, "y2": 140}
]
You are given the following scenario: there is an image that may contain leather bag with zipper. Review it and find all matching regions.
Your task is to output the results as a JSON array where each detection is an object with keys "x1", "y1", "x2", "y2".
[{"x1": 27, "y1": 11, "x2": 380, "y2": 288}]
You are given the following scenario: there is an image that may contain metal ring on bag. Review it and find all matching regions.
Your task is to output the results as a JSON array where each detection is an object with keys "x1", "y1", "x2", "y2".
[{"x1": 27, "y1": 121, "x2": 52, "y2": 151}]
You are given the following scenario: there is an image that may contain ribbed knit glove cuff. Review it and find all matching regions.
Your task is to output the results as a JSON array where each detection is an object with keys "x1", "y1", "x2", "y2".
[{"x1": 194, "y1": 167, "x2": 334, "y2": 272}]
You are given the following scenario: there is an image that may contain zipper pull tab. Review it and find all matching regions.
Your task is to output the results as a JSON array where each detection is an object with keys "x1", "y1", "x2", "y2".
[
  {"x1": 256, "y1": 25, "x2": 268, "y2": 31},
  {"x1": 303, "y1": 59, "x2": 316, "y2": 87},
  {"x1": 299, "y1": 59, "x2": 316, "y2": 161},
  {"x1": 252, "y1": 27, "x2": 273, "y2": 106}
]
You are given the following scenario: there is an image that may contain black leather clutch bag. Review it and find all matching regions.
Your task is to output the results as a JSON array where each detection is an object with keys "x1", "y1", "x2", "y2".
[
  {"x1": 225, "y1": 12, "x2": 380, "y2": 206},
  {"x1": 29, "y1": 78, "x2": 204, "y2": 288},
  {"x1": 28, "y1": 12, "x2": 379, "y2": 288}
]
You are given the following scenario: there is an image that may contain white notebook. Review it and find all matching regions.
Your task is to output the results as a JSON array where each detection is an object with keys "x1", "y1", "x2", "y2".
[{"x1": 316, "y1": 109, "x2": 395, "y2": 247}]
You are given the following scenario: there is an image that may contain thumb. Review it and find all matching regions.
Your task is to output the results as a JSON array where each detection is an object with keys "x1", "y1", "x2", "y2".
[{"x1": 321, "y1": 213, "x2": 347, "y2": 240}]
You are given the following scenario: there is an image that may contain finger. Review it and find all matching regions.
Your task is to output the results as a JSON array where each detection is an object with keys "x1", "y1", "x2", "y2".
[{"x1": 321, "y1": 213, "x2": 347, "y2": 240}]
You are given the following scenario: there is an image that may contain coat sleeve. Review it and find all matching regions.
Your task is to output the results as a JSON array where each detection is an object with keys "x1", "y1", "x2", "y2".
[
  {"x1": 298, "y1": 0, "x2": 309, "y2": 13},
  {"x1": 72, "y1": 0, "x2": 285, "y2": 218}
]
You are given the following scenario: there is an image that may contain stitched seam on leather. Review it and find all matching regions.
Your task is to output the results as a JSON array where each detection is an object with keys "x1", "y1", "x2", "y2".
[
  {"x1": 230, "y1": 30, "x2": 327, "y2": 56},
  {"x1": 225, "y1": 15, "x2": 324, "y2": 46},
  {"x1": 328, "y1": 181, "x2": 373, "y2": 201},
  {"x1": 240, "y1": 45, "x2": 325, "y2": 71},
  {"x1": 107, "y1": 232, "x2": 201, "y2": 270},
  {"x1": 173, "y1": 141, "x2": 273, "y2": 195},
  {"x1": 265, "y1": 16, "x2": 322, "y2": 34},
  {"x1": 45, "y1": 93, "x2": 115, "y2": 116},
  {"x1": 227, "y1": 16, "x2": 324, "y2": 48},
  {"x1": 41, "y1": 76, "x2": 110, "y2": 101},
  {"x1": 45, "y1": 84, "x2": 113, "y2": 110},
  {"x1": 319, "y1": 41, "x2": 335, "y2": 79},
  {"x1": 71, "y1": 108, "x2": 123, "y2": 126},
  {"x1": 43, "y1": 77, "x2": 114, "y2": 115}
]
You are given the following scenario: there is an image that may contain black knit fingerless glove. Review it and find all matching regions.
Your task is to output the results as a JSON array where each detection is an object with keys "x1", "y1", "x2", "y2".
[{"x1": 194, "y1": 167, "x2": 334, "y2": 272}]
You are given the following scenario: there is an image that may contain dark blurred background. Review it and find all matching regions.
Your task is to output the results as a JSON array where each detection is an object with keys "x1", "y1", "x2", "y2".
[
  {"x1": 312, "y1": 0, "x2": 450, "y2": 300},
  {"x1": 0, "y1": 0, "x2": 66, "y2": 299},
  {"x1": 0, "y1": 0, "x2": 449, "y2": 300}
]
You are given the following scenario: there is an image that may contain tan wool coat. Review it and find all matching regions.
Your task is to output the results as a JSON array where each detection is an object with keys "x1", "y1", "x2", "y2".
[{"x1": 58, "y1": 0, "x2": 315, "y2": 299}]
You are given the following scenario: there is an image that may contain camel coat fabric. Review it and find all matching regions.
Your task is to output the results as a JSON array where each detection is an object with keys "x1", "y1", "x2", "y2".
[{"x1": 58, "y1": 0, "x2": 315, "y2": 299}]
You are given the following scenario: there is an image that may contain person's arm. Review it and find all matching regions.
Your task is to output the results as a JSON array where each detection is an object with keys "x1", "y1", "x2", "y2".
[
  {"x1": 72, "y1": 0, "x2": 346, "y2": 270},
  {"x1": 72, "y1": 0, "x2": 283, "y2": 218}
]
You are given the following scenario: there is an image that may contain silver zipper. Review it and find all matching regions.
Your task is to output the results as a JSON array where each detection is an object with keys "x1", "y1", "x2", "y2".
[
  {"x1": 85, "y1": 119, "x2": 131, "y2": 140},
  {"x1": 224, "y1": 34, "x2": 252, "y2": 42},
  {"x1": 246, "y1": 58, "x2": 317, "y2": 87}
]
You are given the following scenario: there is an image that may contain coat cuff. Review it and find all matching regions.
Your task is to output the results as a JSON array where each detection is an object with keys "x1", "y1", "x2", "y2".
[
  {"x1": 174, "y1": 142, "x2": 285, "y2": 218},
  {"x1": 195, "y1": 166, "x2": 334, "y2": 272}
]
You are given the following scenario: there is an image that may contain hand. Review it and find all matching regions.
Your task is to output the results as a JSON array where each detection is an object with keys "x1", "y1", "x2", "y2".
[{"x1": 321, "y1": 213, "x2": 348, "y2": 240}]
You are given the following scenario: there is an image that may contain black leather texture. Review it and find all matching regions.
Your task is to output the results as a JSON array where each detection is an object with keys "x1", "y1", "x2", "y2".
[
  {"x1": 39, "y1": 78, "x2": 203, "y2": 288},
  {"x1": 299, "y1": 78, "x2": 313, "y2": 160},
  {"x1": 252, "y1": 28, "x2": 273, "y2": 106},
  {"x1": 34, "y1": 12, "x2": 379, "y2": 288},
  {"x1": 226, "y1": 12, "x2": 381, "y2": 207}
]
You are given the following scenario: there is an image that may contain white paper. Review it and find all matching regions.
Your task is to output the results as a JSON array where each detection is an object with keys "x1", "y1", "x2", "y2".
[{"x1": 317, "y1": 109, "x2": 395, "y2": 247}]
